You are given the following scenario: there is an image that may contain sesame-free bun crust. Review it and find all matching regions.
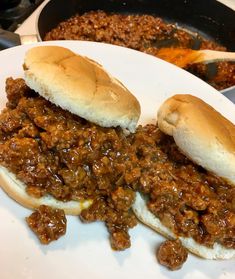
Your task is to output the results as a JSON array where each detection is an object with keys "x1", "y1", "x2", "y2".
[
  {"x1": 133, "y1": 193, "x2": 235, "y2": 259},
  {"x1": 157, "y1": 94, "x2": 235, "y2": 185},
  {"x1": 24, "y1": 46, "x2": 140, "y2": 132},
  {"x1": 0, "y1": 166, "x2": 92, "y2": 215}
]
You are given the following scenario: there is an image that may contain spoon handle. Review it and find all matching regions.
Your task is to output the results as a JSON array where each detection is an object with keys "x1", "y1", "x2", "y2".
[{"x1": 196, "y1": 49, "x2": 235, "y2": 64}]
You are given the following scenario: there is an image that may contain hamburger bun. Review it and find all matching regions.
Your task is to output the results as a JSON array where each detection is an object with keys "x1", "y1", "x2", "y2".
[
  {"x1": 24, "y1": 46, "x2": 141, "y2": 132},
  {"x1": 0, "y1": 45, "x2": 140, "y2": 214},
  {"x1": 157, "y1": 94, "x2": 235, "y2": 185},
  {"x1": 132, "y1": 94, "x2": 235, "y2": 259}
]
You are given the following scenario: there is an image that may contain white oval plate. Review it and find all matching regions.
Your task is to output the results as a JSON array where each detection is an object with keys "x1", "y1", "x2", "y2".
[{"x1": 0, "y1": 41, "x2": 234, "y2": 279}]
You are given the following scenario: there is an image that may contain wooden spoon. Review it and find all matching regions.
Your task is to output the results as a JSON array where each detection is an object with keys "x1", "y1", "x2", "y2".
[{"x1": 156, "y1": 48, "x2": 235, "y2": 68}]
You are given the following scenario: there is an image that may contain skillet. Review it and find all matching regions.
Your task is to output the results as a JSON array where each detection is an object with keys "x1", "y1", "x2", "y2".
[
  {"x1": 1, "y1": 0, "x2": 235, "y2": 50},
  {"x1": 0, "y1": 0, "x2": 235, "y2": 96},
  {"x1": 37, "y1": 0, "x2": 235, "y2": 50}
]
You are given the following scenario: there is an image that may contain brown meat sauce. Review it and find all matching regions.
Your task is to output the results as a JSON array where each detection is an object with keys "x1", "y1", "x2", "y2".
[
  {"x1": 130, "y1": 125, "x2": 235, "y2": 249},
  {"x1": 26, "y1": 205, "x2": 67, "y2": 244},
  {"x1": 44, "y1": 11, "x2": 235, "y2": 91},
  {"x1": 0, "y1": 77, "x2": 138, "y2": 250},
  {"x1": 0, "y1": 78, "x2": 234, "y2": 250},
  {"x1": 157, "y1": 239, "x2": 188, "y2": 270}
]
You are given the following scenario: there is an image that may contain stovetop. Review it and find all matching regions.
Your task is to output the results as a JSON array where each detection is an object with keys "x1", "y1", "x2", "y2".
[{"x1": 0, "y1": 0, "x2": 44, "y2": 31}]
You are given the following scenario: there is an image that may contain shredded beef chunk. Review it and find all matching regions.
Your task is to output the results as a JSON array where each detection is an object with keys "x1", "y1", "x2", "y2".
[
  {"x1": 44, "y1": 10, "x2": 235, "y2": 90},
  {"x1": 26, "y1": 205, "x2": 67, "y2": 244},
  {"x1": 157, "y1": 239, "x2": 188, "y2": 270}
]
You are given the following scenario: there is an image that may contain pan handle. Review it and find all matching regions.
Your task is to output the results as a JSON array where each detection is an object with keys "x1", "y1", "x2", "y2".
[
  {"x1": 0, "y1": 29, "x2": 21, "y2": 50},
  {"x1": 0, "y1": 29, "x2": 39, "y2": 50},
  {"x1": 221, "y1": 86, "x2": 235, "y2": 104}
]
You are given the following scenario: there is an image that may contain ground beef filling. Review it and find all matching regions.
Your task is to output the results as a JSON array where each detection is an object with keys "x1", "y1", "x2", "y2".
[
  {"x1": 0, "y1": 78, "x2": 234, "y2": 250},
  {"x1": 129, "y1": 124, "x2": 235, "y2": 249},
  {"x1": 26, "y1": 205, "x2": 67, "y2": 244},
  {"x1": 44, "y1": 11, "x2": 235, "y2": 91},
  {"x1": 0, "y1": 77, "x2": 138, "y2": 249},
  {"x1": 157, "y1": 239, "x2": 188, "y2": 270}
]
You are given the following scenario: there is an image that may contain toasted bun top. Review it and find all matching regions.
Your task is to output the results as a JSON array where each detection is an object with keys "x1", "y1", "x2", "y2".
[
  {"x1": 157, "y1": 94, "x2": 235, "y2": 185},
  {"x1": 24, "y1": 46, "x2": 140, "y2": 132}
]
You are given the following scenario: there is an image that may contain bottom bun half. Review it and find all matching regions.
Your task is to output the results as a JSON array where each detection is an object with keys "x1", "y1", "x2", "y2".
[
  {"x1": 132, "y1": 192, "x2": 235, "y2": 260},
  {"x1": 0, "y1": 166, "x2": 92, "y2": 215}
]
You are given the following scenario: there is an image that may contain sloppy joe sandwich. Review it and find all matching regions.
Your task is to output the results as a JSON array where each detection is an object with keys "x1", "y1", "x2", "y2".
[
  {"x1": 0, "y1": 46, "x2": 141, "y2": 248},
  {"x1": 132, "y1": 94, "x2": 235, "y2": 259}
]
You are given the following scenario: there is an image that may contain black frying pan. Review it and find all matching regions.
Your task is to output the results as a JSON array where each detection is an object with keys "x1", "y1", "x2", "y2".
[
  {"x1": 1, "y1": 0, "x2": 235, "y2": 50},
  {"x1": 1, "y1": 0, "x2": 235, "y2": 98},
  {"x1": 37, "y1": 0, "x2": 235, "y2": 51}
]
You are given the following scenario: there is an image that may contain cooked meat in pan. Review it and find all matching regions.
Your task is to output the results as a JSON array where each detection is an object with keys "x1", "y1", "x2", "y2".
[{"x1": 45, "y1": 11, "x2": 235, "y2": 90}]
